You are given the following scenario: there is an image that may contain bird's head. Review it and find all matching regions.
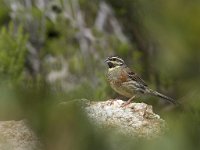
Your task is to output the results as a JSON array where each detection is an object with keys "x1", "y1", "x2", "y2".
[{"x1": 105, "y1": 56, "x2": 125, "y2": 69}]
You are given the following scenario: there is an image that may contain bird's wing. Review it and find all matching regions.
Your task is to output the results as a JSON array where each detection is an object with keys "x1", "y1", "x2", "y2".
[{"x1": 125, "y1": 67, "x2": 148, "y2": 87}]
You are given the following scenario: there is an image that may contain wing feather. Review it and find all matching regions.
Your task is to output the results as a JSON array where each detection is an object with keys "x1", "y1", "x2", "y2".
[{"x1": 125, "y1": 67, "x2": 147, "y2": 87}]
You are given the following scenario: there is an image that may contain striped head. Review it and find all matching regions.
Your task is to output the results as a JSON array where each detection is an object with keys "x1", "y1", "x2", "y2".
[{"x1": 105, "y1": 56, "x2": 125, "y2": 69}]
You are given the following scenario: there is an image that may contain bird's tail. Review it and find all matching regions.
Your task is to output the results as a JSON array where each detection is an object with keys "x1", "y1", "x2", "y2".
[{"x1": 148, "y1": 89, "x2": 179, "y2": 105}]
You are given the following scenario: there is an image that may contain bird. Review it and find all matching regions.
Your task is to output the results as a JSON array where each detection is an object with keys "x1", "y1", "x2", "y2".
[{"x1": 105, "y1": 56, "x2": 178, "y2": 106}]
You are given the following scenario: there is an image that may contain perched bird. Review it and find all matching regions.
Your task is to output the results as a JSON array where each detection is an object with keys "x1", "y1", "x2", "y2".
[{"x1": 105, "y1": 56, "x2": 178, "y2": 106}]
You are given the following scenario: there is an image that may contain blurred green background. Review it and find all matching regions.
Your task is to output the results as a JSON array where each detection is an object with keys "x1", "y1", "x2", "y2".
[{"x1": 0, "y1": 0, "x2": 200, "y2": 149}]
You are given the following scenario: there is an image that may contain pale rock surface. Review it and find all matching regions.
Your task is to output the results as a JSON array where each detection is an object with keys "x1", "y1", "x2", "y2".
[
  {"x1": 85, "y1": 99, "x2": 165, "y2": 137},
  {"x1": 0, "y1": 120, "x2": 41, "y2": 150}
]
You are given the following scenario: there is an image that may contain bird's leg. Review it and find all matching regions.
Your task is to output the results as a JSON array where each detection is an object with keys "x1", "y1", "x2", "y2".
[{"x1": 121, "y1": 95, "x2": 136, "y2": 107}]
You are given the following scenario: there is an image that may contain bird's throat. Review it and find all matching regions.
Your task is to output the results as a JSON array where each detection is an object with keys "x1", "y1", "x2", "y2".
[
  {"x1": 108, "y1": 62, "x2": 115, "y2": 68},
  {"x1": 108, "y1": 65, "x2": 120, "y2": 71}
]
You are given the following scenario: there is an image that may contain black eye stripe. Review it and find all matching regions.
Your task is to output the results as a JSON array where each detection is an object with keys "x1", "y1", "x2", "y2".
[
  {"x1": 110, "y1": 57, "x2": 124, "y2": 63},
  {"x1": 107, "y1": 56, "x2": 125, "y2": 65}
]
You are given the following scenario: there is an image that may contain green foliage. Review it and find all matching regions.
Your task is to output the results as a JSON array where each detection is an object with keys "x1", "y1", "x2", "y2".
[
  {"x1": 0, "y1": 0, "x2": 9, "y2": 25},
  {"x1": 79, "y1": 0, "x2": 99, "y2": 26},
  {"x1": 44, "y1": 19, "x2": 78, "y2": 56},
  {"x1": 68, "y1": 55, "x2": 85, "y2": 75},
  {"x1": 0, "y1": 22, "x2": 28, "y2": 82}
]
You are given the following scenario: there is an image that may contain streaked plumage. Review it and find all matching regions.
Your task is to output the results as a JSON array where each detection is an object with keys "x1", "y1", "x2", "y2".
[{"x1": 105, "y1": 56, "x2": 177, "y2": 105}]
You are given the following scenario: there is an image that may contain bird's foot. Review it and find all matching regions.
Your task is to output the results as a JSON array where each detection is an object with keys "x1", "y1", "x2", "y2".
[
  {"x1": 121, "y1": 100, "x2": 132, "y2": 108},
  {"x1": 121, "y1": 96, "x2": 135, "y2": 108}
]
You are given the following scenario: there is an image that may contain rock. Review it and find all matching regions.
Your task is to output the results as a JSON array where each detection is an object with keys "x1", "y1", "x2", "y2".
[
  {"x1": 0, "y1": 120, "x2": 42, "y2": 150},
  {"x1": 0, "y1": 100, "x2": 165, "y2": 149},
  {"x1": 85, "y1": 99, "x2": 165, "y2": 137}
]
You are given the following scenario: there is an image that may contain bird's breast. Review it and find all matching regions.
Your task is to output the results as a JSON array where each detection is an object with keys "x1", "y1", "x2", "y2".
[{"x1": 106, "y1": 68, "x2": 134, "y2": 98}]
